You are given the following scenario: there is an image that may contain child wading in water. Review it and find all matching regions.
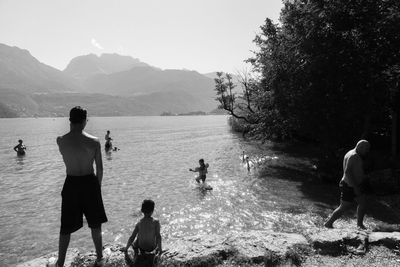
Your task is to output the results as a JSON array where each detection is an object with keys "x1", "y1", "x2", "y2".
[
  {"x1": 123, "y1": 199, "x2": 162, "y2": 267},
  {"x1": 189, "y1": 159, "x2": 209, "y2": 183},
  {"x1": 14, "y1": 139, "x2": 26, "y2": 156}
]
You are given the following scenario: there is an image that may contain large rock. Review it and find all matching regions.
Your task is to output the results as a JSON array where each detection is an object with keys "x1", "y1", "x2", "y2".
[
  {"x1": 227, "y1": 230, "x2": 309, "y2": 264},
  {"x1": 309, "y1": 229, "x2": 367, "y2": 255},
  {"x1": 71, "y1": 244, "x2": 127, "y2": 267},
  {"x1": 162, "y1": 234, "x2": 230, "y2": 266},
  {"x1": 161, "y1": 231, "x2": 310, "y2": 266},
  {"x1": 16, "y1": 248, "x2": 79, "y2": 267},
  {"x1": 16, "y1": 230, "x2": 400, "y2": 266},
  {"x1": 368, "y1": 232, "x2": 400, "y2": 249}
]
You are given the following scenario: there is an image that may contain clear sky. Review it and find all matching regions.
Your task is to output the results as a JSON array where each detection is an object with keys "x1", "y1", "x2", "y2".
[{"x1": 0, "y1": 0, "x2": 283, "y2": 73}]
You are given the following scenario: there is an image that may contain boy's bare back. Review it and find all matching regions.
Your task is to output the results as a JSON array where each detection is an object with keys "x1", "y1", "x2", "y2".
[{"x1": 135, "y1": 217, "x2": 161, "y2": 251}]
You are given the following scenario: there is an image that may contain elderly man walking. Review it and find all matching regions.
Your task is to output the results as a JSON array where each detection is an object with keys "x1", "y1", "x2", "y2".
[{"x1": 325, "y1": 140, "x2": 370, "y2": 229}]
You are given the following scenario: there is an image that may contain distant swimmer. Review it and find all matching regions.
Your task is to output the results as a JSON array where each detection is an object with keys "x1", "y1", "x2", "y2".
[
  {"x1": 242, "y1": 151, "x2": 248, "y2": 163},
  {"x1": 105, "y1": 130, "x2": 111, "y2": 141},
  {"x1": 105, "y1": 137, "x2": 112, "y2": 152},
  {"x1": 189, "y1": 159, "x2": 209, "y2": 183},
  {"x1": 13, "y1": 139, "x2": 26, "y2": 156},
  {"x1": 245, "y1": 156, "x2": 251, "y2": 172}
]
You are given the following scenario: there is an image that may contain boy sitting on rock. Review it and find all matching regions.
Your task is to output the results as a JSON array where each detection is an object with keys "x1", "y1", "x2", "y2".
[{"x1": 123, "y1": 199, "x2": 162, "y2": 266}]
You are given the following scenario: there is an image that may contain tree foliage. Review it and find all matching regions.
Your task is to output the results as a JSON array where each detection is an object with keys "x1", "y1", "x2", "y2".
[{"x1": 215, "y1": 0, "x2": 400, "y2": 154}]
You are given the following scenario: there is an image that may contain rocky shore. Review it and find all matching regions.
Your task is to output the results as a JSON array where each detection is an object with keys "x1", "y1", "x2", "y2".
[{"x1": 17, "y1": 228, "x2": 400, "y2": 266}]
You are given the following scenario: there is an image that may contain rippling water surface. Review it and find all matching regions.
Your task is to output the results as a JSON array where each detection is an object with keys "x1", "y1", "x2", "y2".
[{"x1": 1, "y1": 116, "x2": 333, "y2": 265}]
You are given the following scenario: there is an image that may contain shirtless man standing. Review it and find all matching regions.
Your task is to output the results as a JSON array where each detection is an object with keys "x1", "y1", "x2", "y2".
[
  {"x1": 53, "y1": 106, "x2": 108, "y2": 267},
  {"x1": 324, "y1": 140, "x2": 370, "y2": 229}
]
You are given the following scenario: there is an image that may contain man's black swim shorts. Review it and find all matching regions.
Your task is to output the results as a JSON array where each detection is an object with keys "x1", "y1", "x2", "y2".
[
  {"x1": 339, "y1": 180, "x2": 356, "y2": 202},
  {"x1": 60, "y1": 174, "x2": 107, "y2": 234}
]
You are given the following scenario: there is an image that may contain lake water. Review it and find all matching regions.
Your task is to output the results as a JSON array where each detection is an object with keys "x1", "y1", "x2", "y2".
[{"x1": 0, "y1": 116, "x2": 359, "y2": 265}]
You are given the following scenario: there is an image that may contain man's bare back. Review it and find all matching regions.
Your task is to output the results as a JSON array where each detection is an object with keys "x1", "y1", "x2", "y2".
[
  {"x1": 341, "y1": 141, "x2": 369, "y2": 195},
  {"x1": 342, "y1": 149, "x2": 364, "y2": 188},
  {"x1": 57, "y1": 132, "x2": 101, "y2": 175}
]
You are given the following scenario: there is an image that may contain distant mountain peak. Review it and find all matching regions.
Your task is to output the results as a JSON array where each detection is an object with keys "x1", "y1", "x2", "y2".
[
  {"x1": 64, "y1": 53, "x2": 150, "y2": 80},
  {"x1": 0, "y1": 43, "x2": 80, "y2": 94}
]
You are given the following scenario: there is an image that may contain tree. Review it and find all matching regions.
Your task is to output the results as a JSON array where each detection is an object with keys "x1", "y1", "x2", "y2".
[
  {"x1": 215, "y1": 0, "x2": 400, "y2": 173},
  {"x1": 214, "y1": 71, "x2": 260, "y2": 125}
]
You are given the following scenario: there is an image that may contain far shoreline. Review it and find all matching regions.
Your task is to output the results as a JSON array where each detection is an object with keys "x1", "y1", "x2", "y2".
[{"x1": 0, "y1": 114, "x2": 228, "y2": 120}]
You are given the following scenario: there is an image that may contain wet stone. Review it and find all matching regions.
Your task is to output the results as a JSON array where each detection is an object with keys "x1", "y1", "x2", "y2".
[
  {"x1": 227, "y1": 230, "x2": 309, "y2": 264},
  {"x1": 162, "y1": 234, "x2": 230, "y2": 266},
  {"x1": 16, "y1": 248, "x2": 79, "y2": 267},
  {"x1": 309, "y1": 229, "x2": 368, "y2": 255},
  {"x1": 368, "y1": 232, "x2": 400, "y2": 249}
]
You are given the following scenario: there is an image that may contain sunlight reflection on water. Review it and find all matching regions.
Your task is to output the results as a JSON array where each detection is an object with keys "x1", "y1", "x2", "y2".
[{"x1": 0, "y1": 116, "x2": 329, "y2": 265}]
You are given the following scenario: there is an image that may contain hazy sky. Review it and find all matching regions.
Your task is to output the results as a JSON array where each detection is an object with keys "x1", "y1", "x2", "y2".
[{"x1": 0, "y1": 0, "x2": 283, "y2": 73}]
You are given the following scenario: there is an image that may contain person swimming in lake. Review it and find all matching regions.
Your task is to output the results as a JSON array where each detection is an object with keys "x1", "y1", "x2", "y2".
[
  {"x1": 13, "y1": 139, "x2": 26, "y2": 156},
  {"x1": 123, "y1": 199, "x2": 162, "y2": 267},
  {"x1": 105, "y1": 130, "x2": 111, "y2": 141},
  {"x1": 189, "y1": 159, "x2": 209, "y2": 183},
  {"x1": 105, "y1": 137, "x2": 112, "y2": 152}
]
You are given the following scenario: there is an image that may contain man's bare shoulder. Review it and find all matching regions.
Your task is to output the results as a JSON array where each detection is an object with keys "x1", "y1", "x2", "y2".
[
  {"x1": 347, "y1": 151, "x2": 362, "y2": 164},
  {"x1": 82, "y1": 132, "x2": 100, "y2": 143},
  {"x1": 56, "y1": 133, "x2": 69, "y2": 145}
]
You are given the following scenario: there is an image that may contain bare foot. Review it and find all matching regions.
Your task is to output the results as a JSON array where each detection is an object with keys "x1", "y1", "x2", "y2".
[{"x1": 46, "y1": 258, "x2": 60, "y2": 267}]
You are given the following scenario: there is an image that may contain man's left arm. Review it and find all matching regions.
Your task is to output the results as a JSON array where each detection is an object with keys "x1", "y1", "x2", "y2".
[{"x1": 95, "y1": 140, "x2": 103, "y2": 185}]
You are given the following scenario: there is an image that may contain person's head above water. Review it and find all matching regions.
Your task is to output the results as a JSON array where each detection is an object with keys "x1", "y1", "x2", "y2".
[
  {"x1": 69, "y1": 106, "x2": 87, "y2": 125},
  {"x1": 18, "y1": 139, "x2": 23, "y2": 144},
  {"x1": 107, "y1": 130, "x2": 110, "y2": 134},
  {"x1": 355, "y1": 140, "x2": 370, "y2": 156},
  {"x1": 199, "y1": 158, "x2": 205, "y2": 166},
  {"x1": 141, "y1": 199, "x2": 155, "y2": 215}
]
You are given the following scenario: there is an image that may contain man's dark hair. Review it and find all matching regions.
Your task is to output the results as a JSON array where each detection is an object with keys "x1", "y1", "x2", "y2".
[
  {"x1": 69, "y1": 106, "x2": 87, "y2": 124},
  {"x1": 141, "y1": 199, "x2": 155, "y2": 214}
]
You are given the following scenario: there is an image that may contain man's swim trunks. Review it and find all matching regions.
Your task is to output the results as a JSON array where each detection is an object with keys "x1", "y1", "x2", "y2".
[
  {"x1": 60, "y1": 174, "x2": 107, "y2": 234},
  {"x1": 339, "y1": 180, "x2": 356, "y2": 202},
  {"x1": 199, "y1": 174, "x2": 206, "y2": 182}
]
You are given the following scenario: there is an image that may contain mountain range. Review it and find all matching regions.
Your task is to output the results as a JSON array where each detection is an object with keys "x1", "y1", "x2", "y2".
[{"x1": 0, "y1": 43, "x2": 220, "y2": 117}]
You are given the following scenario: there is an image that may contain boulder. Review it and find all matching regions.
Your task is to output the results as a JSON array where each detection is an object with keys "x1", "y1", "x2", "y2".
[
  {"x1": 16, "y1": 248, "x2": 79, "y2": 267},
  {"x1": 368, "y1": 232, "x2": 400, "y2": 249},
  {"x1": 71, "y1": 244, "x2": 127, "y2": 267},
  {"x1": 227, "y1": 230, "x2": 309, "y2": 264},
  {"x1": 309, "y1": 229, "x2": 367, "y2": 255},
  {"x1": 162, "y1": 234, "x2": 230, "y2": 266}
]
